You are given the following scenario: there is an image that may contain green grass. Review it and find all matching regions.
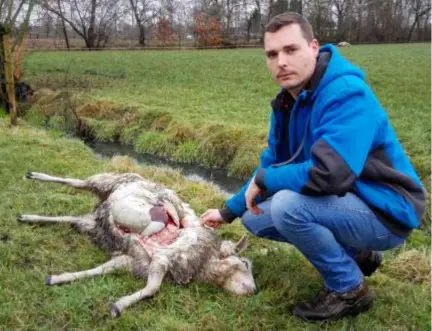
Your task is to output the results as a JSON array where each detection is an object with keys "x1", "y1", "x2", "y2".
[
  {"x1": 0, "y1": 117, "x2": 430, "y2": 330},
  {"x1": 0, "y1": 117, "x2": 429, "y2": 330}
]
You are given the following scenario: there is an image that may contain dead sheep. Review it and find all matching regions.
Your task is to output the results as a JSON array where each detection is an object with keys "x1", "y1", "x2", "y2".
[{"x1": 18, "y1": 171, "x2": 258, "y2": 317}]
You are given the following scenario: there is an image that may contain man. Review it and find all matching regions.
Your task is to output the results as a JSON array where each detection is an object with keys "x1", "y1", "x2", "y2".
[{"x1": 200, "y1": 11, "x2": 426, "y2": 322}]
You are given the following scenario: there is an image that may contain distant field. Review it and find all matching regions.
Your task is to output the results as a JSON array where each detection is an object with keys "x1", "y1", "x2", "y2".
[{"x1": 22, "y1": 43, "x2": 431, "y2": 216}]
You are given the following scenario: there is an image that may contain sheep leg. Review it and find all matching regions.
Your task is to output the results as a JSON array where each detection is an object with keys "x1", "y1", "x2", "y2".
[
  {"x1": 17, "y1": 214, "x2": 90, "y2": 224},
  {"x1": 26, "y1": 171, "x2": 88, "y2": 189},
  {"x1": 111, "y1": 259, "x2": 168, "y2": 318},
  {"x1": 45, "y1": 254, "x2": 133, "y2": 285},
  {"x1": 17, "y1": 214, "x2": 96, "y2": 233}
]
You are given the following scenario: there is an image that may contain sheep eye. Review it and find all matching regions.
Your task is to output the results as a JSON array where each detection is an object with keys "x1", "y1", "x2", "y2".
[{"x1": 242, "y1": 260, "x2": 249, "y2": 269}]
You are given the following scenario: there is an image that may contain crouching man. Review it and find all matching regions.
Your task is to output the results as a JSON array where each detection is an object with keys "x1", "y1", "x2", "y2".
[{"x1": 200, "y1": 11, "x2": 426, "y2": 322}]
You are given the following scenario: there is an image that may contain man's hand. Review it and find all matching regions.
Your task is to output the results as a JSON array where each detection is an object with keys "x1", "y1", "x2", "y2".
[
  {"x1": 200, "y1": 209, "x2": 226, "y2": 229},
  {"x1": 245, "y1": 179, "x2": 264, "y2": 215}
]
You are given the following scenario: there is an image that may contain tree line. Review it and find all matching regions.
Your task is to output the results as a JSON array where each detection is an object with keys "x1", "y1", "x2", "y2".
[{"x1": 1, "y1": 0, "x2": 431, "y2": 49}]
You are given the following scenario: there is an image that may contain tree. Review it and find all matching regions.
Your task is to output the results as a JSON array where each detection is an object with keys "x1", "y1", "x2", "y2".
[
  {"x1": 38, "y1": 9, "x2": 54, "y2": 37},
  {"x1": 332, "y1": 0, "x2": 351, "y2": 41},
  {"x1": 270, "y1": 0, "x2": 288, "y2": 16},
  {"x1": 194, "y1": 13, "x2": 223, "y2": 46},
  {"x1": 56, "y1": 0, "x2": 70, "y2": 49},
  {"x1": 407, "y1": 0, "x2": 431, "y2": 41},
  {"x1": 0, "y1": 0, "x2": 35, "y2": 51},
  {"x1": 289, "y1": 0, "x2": 302, "y2": 14},
  {"x1": 304, "y1": 0, "x2": 333, "y2": 40},
  {"x1": 247, "y1": 7, "x2": 261, "y2": 41},
  {"x1": 160, "y1": 0, "x2": 194, "y2": 47},
  {"x1": 41, "y1": 0, "x2": 125, "y2": 49},
  {"x1": 251, "y1": 0, "x2": 266, "y2": 42},
  {"x1": 221, "y1": 0, "x2": 242, "y2": 41},
  {"x1": 0, "y1": 0, "x2": 36, "y2": 123},
  {"x1": 129, "y1": 0, "x2": 157, "y2": 46},
  {"x1": 155, "y1": 17, "x2": 175, "y2": 45},
  {"x1": 0, "y1": 0, "x2": 35, "y2": 81}
]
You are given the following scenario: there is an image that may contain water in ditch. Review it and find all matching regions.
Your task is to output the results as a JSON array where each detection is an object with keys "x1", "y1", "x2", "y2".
[{"x1": 88, "y1": 141, "x2": 246, "y2": 196}]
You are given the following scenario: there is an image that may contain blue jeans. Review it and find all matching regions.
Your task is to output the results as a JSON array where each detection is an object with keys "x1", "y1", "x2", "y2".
[{"x1": 241, "y1": 190, "x2": 405, "y2": 293}]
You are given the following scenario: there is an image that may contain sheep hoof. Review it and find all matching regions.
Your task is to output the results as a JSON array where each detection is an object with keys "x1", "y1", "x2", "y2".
[
  {"x1": 26, "y1": 171, "x2": 34, "y2": 179},
  {"x1": 44, "y1": 276, "x2": 53, "y2": 285},
  {"x1": 17, "y1": 215, "x2": 24, "y2": 222},
  {"x1": 110, "y1": 304, "x2": 121, "y2": 318}
]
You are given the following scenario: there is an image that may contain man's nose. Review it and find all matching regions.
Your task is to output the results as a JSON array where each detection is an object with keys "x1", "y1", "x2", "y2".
[{"x1": 278, "y1": 53, "x2": 289, "y2": 68}]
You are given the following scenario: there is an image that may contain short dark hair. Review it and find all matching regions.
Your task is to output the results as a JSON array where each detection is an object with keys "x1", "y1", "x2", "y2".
[{"x1": 265, "y1": 11, "x2": 314, "y2": 43}]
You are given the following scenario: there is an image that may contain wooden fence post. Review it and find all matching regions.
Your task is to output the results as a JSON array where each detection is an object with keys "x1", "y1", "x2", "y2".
[
  {"x1": 0, "y1": 25, "x2": 4, "y2": 114},
  {"x1": 3, "y1": 30, "x2": 17, "y2": 126},
  {"x1": 0, "y1": 24, "x2": 17, "y2": 126}
]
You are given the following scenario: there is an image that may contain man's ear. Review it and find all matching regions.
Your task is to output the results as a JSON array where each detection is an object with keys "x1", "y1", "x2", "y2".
[{"x1": 310, "y1": 38, "x2": 319, "y2": 57}]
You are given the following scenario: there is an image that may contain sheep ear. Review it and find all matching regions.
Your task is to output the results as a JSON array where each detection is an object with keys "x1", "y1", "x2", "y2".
[{"x1": 234, "y1": 234, "x2": 249, "y2": 255}]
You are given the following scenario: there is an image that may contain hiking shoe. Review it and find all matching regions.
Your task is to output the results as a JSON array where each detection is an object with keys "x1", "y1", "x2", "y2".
[
  {"x1": 292, "y1": 282, "x2": 374, "y2": 322},
  {"x1": 355, "y1": 251, "x2": 382, "y2": 277}
]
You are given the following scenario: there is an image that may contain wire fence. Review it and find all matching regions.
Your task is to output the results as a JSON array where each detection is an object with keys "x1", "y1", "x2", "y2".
[{"x1": 22, "y1": 40, "x2": 431, "y2": 53}]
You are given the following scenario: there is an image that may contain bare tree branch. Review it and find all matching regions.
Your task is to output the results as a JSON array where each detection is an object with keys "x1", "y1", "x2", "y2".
[
  {"x1": 129, "y1": 0, "x2": 158, "y2": 45},
  {"x1": 10, "y1": 0, "x2": 26, "y2": 26},
  {"x1": 41, "y1": 2, "x2": 86, "y2": 40},
  {"x1": 12, "y1": 0, "x2": 35, "y2": 52}
]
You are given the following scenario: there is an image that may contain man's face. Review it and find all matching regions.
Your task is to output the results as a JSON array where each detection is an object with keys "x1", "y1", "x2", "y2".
[{"x1": 264, "y1": 24, "x2": 319, "y2": 94}]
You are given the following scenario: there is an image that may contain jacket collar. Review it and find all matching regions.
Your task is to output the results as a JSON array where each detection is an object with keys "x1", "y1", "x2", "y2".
[{"x1": 271, "y1": 51, "x2": 331, "y2": 112}]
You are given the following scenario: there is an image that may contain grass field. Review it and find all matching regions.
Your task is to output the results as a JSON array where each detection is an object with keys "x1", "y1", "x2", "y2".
[
  {"x1": 0, "y1": 117, "x2": 430, "y2": 330},
  {"x1": 1, "y1": 43, "x2": 429, "y2": 329}
]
